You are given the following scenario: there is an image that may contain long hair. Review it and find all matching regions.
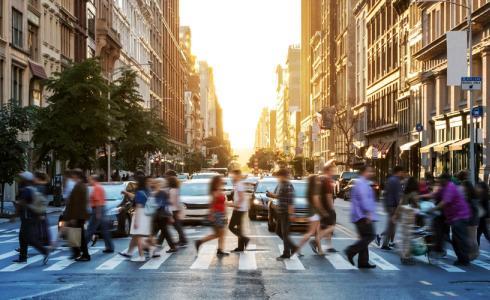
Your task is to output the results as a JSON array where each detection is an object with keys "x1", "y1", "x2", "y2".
[
  {"x1": 209, "y1": 175, "x2": 223, "y2": 194},
  {"x1": 136, "y1": 175, "x2": 148, "y2": 191},
  {"x1": 404, "y1": 177, "x2": 419, "y2": 194},
  {"x1": 306, "y1": 175, "x2": 318, "y2": 208},
  {"x1": 167, "y1": 176, "x2": 180, "y2": 189}
]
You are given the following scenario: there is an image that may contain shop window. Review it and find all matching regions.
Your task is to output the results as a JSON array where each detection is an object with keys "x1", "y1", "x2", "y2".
[{"x1": 31, "y1": 81, "x2": 42, "y2": 106}]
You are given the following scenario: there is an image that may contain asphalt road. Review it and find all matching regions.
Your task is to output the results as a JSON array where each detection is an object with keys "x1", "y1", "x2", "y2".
[{"x1": 0, "y1": 201, "x2": 489, "y2": 300}]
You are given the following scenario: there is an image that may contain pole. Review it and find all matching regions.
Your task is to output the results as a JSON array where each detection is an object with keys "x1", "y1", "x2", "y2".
[
  {"x1": 467, "y1": 0, "x2": 475, "y2": 184},
  {"x1": 107, "y1": 72, "x2": 112, "y2": 182}
]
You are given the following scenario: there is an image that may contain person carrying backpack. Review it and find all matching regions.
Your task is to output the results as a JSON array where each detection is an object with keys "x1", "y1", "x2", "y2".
[{"x1": 152, "y1": 178, "x2": 177, "y2": 256}]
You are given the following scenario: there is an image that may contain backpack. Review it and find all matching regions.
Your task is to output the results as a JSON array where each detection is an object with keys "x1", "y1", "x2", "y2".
[
  {"x1": 155, "y1": 190, "x2": 173, "y2": 217},
  {"x1": 27, "y1": 186, "x2": 48, "y2": 215},
  {"x1": 144, "y1": 192, "x2": 159, "y2": 216}
]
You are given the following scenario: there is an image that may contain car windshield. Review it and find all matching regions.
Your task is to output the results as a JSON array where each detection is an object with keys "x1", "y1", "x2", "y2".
[
  {"x1": 100, "y1": 184, "x2": 125, "y2": 201},
  {"x1": 181, "y1": 182, "x2": 210, "y2": 196},
  {"x1": 223, "y1": 178, "x2": 233, "y2": 187},
  {"x1": 292, "y1": 182, "x2": 307, "y2": 198},
  {"x1": 342, "y1": 172, "x2": 359, "y2": 180},
  {"x1": 255, "y1": 181, "x2": 278, "y2": 193},
  {"x1": 177, "y1": 175, "x2": 188, "y2": 179},
  {"x1": 192, "y1": 173, "x2": 217, "y2": 179}
]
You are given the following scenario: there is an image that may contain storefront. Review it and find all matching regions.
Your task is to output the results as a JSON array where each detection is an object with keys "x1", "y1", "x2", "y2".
[
  {"x1": 399, "y1": 140, "x2": 420, "y2": 177},
  {"x1": 365, "y1": 141, "x2": 396, "y2": 188}
]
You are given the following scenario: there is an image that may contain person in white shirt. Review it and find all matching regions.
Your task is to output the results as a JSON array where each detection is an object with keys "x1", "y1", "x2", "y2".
[
  {"x1": 227, "y1": 170, "x2": 250, "y2": 252},
  {"x1": 166, "y1": 176, "x2": 187, "y2": 247}
]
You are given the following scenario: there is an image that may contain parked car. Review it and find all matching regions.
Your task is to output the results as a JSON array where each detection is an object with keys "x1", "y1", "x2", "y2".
[
  {"x1": 58, "y1": 181, "x2": 136, "y2": 237},
  {"x1": 342, "y1": 179, "x2": 380, "y2": 201},
  {"x1": 243, "y1": 176, "x2": 260, "y2": 193},
  {"x1": 180, "y1": 179, "x2": 212, "y2": 223},
  {"x1": 267, "y1": 180, "x2": 309, "y2": 232},
  {"x1": 223, "y1": 177, "x2": 234, "y2": 200},
  {"x1": 337, "y1": 171, "x2": 359, "y2": 198},
  {"x1": 177, "y1": 173, "x2": 189, "y2": 181},
  {"x1": 249, "y1": 178, "x2": 278, "y2": 220},
  {"x1": 191, "y1": 172, "x2": 219, "y2": 180}
]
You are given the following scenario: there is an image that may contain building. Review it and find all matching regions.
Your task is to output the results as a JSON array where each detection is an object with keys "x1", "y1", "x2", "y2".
[
  {"x1": 255, "y1": 108, "x2": 271, "y2": 150},
  {"x1": 275, "y1": 65, "x2": 288, "y2": 153},
  {"x1": 95, "y1": 0, "x2": 121, "y2": 77},
  {"x1": 269, "y1": 109, "x2": 277, "y2": 150},
  {"x1": 199, "y1": 61, "x2": 219, "y2": 138},
  {"x1": 149, "y1": 0, "x2": 164, "y2": 121}
]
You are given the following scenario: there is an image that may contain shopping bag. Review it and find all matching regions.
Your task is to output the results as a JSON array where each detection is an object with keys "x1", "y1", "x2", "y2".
[{"x1": 65, "y1": 227, "x2": 82, "y2": 247}]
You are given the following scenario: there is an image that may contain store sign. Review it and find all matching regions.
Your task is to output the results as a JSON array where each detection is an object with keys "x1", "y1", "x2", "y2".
[{"x1": 461, "y1": 76, "x2": 482, "y2": 90}]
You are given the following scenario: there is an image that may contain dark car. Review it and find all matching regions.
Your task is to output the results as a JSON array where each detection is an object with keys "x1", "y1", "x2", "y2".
[
  {"x1": 248, "y1": 178, "x2": 278, "y2": 220},
  {"x1": 59, "y1": 181, "x2": 136, "y2": 237},
  {"x1": 342, "y1": 179, "x2": 380, "y2": 201},
  {"x1": 337, "y1": 171, "x2": 359, "y2": 198},
  {"x1": 267, "y1": 180, "x2": 309, "y2": 232}
]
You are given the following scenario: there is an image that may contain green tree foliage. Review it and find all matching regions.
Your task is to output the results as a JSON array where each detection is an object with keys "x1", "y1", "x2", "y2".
[
  {"x1": 247, "y1": 149, "x2": 287, "y2": 171},
  {"x1": 0, "y1": 100, "x2": 36, "y2": 213},
  {"x1": 33, "y1": 59, "x2": 112, "y2": 170},
  {"x1": 204, "y1": 136, "x2": 232, "y2": 168},
  {"x1": 184, "y1": 151, "x2": 207, "y2": 174}
]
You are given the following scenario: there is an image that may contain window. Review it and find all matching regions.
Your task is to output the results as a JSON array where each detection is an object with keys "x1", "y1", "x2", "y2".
[
  {"x1": 31, "y1": 81, "x2": 42, "y2": 106},
  {"x1": 87, "y1": 10, "x2": 95, "y2": 40},
  {"x1": 11, "y1": 65, "x2": 23, "y2": 102},
  {"x1": 12, "y1": 9, "x2": 23, "y2": 48},
  {"x1": 0, "y1": 0, "x2": 3, "y2": 38},
  {"x1": 0, "y1": 60, "x2": 4, "y2": 105},
  {"x1": 28, "y1": 23, "x2": 39, "y2": 59},
  {"x1": 61, "y1": 24, "x2": 70, "y2": 57}
]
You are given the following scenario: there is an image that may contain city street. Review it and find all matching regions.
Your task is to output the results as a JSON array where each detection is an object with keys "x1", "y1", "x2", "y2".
[{"x1": 0, "y1": 201, "x2": 489, "y2": 300}]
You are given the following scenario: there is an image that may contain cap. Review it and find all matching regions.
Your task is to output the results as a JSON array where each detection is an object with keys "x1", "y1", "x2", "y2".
[{"x1": 19, "y1": 171, "x2": 34, "y2": 181}]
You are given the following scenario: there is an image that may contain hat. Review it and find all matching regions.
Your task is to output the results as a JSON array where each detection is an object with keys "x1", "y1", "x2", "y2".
[{"x1": 19, "y1": 171, "x2": 34, "y2": 181}]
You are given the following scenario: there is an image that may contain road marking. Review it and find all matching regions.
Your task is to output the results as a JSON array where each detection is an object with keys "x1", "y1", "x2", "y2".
[
  {"x1": 0, "y1": 237, "x2": 19, "y2": 244},
  {"x1": 239, "y1": 244, "x2": 257, "y2": 270},
  {"x1": 0, "y1": 234, "x2": 16, "y2": 238},
  {"x1": 190, "y1": 244, "x2": 216, "y2": 270},
  {"x1": 419, "y1": 281, "x2": 432, "y2": 286},
  {"x1": 278, "y1": 244, "x2": 305, "y2": 270},
  {"x1": 444, "y1": 292, "x2": 457, "y2": 297},
  {"x1": 369, "y1": 251, "x2": 399, "y2": 270},
  {"x1": 446, "y1": 249, "x2": 490, "y2": 271},
  {"x1": 0, "y1": 250, "x2": 18, "y2": 261},
  {"x1": 414, "y1": 256, "x2": 465, "y2": 273},
  {"x1": 44, "y1": 250, "x2": 99, "y2": 271},
  {"x1": 430, "y1": 291, "x2": 444, "y2": 297},
  {"x1": 9, "y1": 284, "x2": 82, "y2": 300},
  {"x1": 96, "y1": 248, "x2": 128, "y2": 271},
  {"x1": 0, "y1": 250, "x2": 60, "y2": 272},
  {"x1": 140, "y1": 247, "x2": 172, "y2": 270},
  {"x1": 324, "y1": 253, "x2": 357, "y2": 270}
]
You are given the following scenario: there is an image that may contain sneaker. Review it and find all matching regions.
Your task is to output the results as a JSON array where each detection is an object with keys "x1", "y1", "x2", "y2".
[
  {"x1": 375, "y1": 235, "x2": 381, "y2": 247},
  {"x1": 118, "y1": 251, "x2": 132, "y2": 258},
  {"x1": 276, "y1": 255, "x2": 290, "y2": 261},
  {"x1": 103, "y1": 249, "x2": 114, "y2": 254},
  {"x1": 75, "y1": 256, "x2": 90, "y2": 262},
  {"x1": 130, "y1": 256, "x2": 146, "y2": 262},
  {"x1": 166, "y1": 248, "x2": 178, "y2": 253},
  {"x1": 231, "y1": 248, "x2": 244, "y2": 252},
  {"x1": 326, "y1": 248, "x2": 338, "y2": 253},
  {"x1": 217, "y1": 250, "x2": 230, "y2": 256},
  {"x1": 358, "y1": 263, "x2": 376, "y2": 269},
  {"x1": 309, "y1": 240, "x2": 318, "y2": 254},
  {"x1": 13, "y1": 258, "x2": 27, "y2": 264},
  {"x1": 194, "y1": 240, "x2": 202, "y2": 252}
]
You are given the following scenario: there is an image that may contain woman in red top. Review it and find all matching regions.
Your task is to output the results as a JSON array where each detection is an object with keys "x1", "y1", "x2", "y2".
[{"x1": 195, "y1": 176, "x2": 229, "y2": 256}]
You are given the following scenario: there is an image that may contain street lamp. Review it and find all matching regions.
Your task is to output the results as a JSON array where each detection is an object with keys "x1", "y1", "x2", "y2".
[
  {"x1": 415, "y1": 0, "x2": 475, "y2": 184},
  {"x1": 107, "y1": 61, "x2": 152, "y2": 182}
]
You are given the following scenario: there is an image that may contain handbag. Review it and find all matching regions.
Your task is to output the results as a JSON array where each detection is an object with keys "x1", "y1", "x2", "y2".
[{"x1": 65, "y1": 226, "x2": 82, "y2": 247}]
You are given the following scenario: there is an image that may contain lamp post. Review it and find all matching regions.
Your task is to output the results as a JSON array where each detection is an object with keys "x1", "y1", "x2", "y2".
[
  {"x1": 107, "y1": 61, "x2": 152, "y2": 182},
  {"x1": 416, "y1": 0, "x2": 474, "y2": 183}
]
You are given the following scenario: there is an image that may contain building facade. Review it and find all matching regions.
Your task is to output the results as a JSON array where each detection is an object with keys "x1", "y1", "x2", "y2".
[{"x1": 255, "y1": 108, "x2": 271, "y2": 150}]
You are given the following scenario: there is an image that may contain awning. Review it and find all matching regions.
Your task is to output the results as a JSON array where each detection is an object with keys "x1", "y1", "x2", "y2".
[
  {"x1": 434, "y1": 140, "x2": 459, "y2": 153},
  {"x1": 29, "y1": 61, "x2": 48, "y2": 80},
  {"x1": 400, "y1": 140, "x2": 420, "y2": 151},
  {"x1": 449, "y1": 138, "x2": 470, "y2": 151},
  {"x1": 420, "y1": 142, "x2": 441, "y2": 154},
  {"x1": 365, "y1": 145, "x2": 380, "y2": 159},
  {"x1": 380, "y1": 141, "x2": 394, "y2": 158}
]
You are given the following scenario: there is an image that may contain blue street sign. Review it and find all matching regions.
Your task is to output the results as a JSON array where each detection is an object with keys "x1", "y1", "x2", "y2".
[
  {"x1": 416, "y1": 123, "x2": 424, "y2": 132},
  {"x1": 471, "y1": 106, "x2": 483, "y2": 118}
]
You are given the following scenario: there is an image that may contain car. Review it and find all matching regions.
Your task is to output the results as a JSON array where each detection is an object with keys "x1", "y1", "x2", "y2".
[
  {"x1": 180, "y1": 179, "x2": 212, "y2": 223},
  {"x1": 249, "y1": 178, "x2": 278, "y2": 220},
  {"x1": 267, "y1": 180, "x2": 309, "y2": 232},
  {"x1": 58, "y1": 181, "x2": 136, "y2": 237},
  {"x1": 177, "y1": 173, "x2": 189, "y2": 181},
  {"x1": 223, "y1": 177, "x2": 234, "y2": 200},
  {"x1": 337, "y1": 171, "x2": 359, "y2": 198},
  {"x1": 242, "y1": 176, "x2": 260, "y2": 193},
  {"x1": 191, "y1": 172, "x2": 219, "y2": 179},
  {"x1": 342, "y1": 179, "x2": 380, "y2": 201}
]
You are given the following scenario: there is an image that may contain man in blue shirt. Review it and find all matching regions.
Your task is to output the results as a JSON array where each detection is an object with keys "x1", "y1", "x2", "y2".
[{"x1": 344, "y1": 165, "x2": 377, "y2": 268}]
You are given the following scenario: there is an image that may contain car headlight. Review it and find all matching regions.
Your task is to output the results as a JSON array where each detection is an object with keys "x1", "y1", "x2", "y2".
[
  {"x1": 107, "y1": 207, "x2": 121, "y2": 216},
  {"x1": 253, "y1": 199, "x2": 262, "y2": 205}
]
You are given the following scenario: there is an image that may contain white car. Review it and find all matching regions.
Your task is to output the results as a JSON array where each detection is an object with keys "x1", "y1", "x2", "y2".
[
  {"x1": 180, "y1": 179, "x2": 212, "y2": 223},
  {"x1": 191, "y1": 172, "x2": 219, "y2": 180}
]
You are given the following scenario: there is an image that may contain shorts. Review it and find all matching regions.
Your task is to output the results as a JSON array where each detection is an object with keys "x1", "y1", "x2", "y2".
[
  {"x1": 309, "y1": 214, "x2": 320, "y2": 222},
  {"x1": 213, "y1": 212, "x2": 226, "y2": 229},
  {"x1": 320, "y1": 210, "x2": 337, "y2": 229}
]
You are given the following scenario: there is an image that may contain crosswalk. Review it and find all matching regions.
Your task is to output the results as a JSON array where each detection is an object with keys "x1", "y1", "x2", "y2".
[{"x1": 1, "y1": 244, "x2": 490, "y2": 274}]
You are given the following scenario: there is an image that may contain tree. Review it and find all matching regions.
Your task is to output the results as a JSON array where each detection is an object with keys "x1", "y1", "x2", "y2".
[
  {"x1": 184, "y1": 151, "x2": 206, "y2": 174},
  {"x1": 247, "y1": 149, "x2": 288, "y2": 171},
  {"x1": 204, "y1": 136, "x2": 232, "y2": 168},
  {"x1": 33, "y1": 59, "x2": 113, "y2": 170},
  {"x1": 0, "y1": 100, "x2": 36, "y2": 214},
  {"x1": 334, "y1": 104, "x2": 360, "y2": 169}
]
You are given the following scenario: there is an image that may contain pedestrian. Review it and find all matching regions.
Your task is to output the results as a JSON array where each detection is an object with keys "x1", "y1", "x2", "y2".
[
  {"x1": 315, "y1": 163, "x2": 337, "y2": 254},
  {"x1": 195, "y1": 175, "x2": 229, "y2": 256},
  {"x1": 62, "y1": 169, "x2": 75, "y2": 205},
  {"x1": 13, "y1": 171, "x2": 50, "y2": 264},
  {"x1": 393, "y1": 177, "x2": 419, "y2": 265},
  {"x1": 167, "y1": 176, "x2": 187, "y2": 247},
  {"x1": 293, "y1": 175, "x2": 324, "y2": 256},
  {"x1": 118, "y1": 175, "x2": 153, "y2": 262},
  {"x1": 228, "y1": 169, "x2": 250, "y2": 252},
  {"x1": 376, "y1": 166, "x2": 404, "y2": 250},
  {"x1": 429, "y1": 173, "x2": 471, "y2": 266},
  {"x1": 475, "y1": 182, "x2": 490, "y2": 246},
  {"x1": 456, "y1": 171, "x2": 480, "y2": 260},
  {"x1": 33, "y1": 172, "x2": 51, "y2": 247},
  {"x1": 85, "y1": 175, "x2": 114, "y2": 254},
  {"x1": 344, "y1": 165, "x2": 377, "y2": 269},
  {"x1": 64, "y1": 169, "x2": 91, "y2": 261},
  {"x1": 152, "y1": 178, "x2": 177, "y2": 255},
  {"x1": 266, "y1": 168, "x2": 298, "y2": 260}
]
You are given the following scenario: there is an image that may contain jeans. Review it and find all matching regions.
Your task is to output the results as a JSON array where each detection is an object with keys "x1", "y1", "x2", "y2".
[
  {"x1": 228, "y1": 210, "x2": 248, "y2": 249},
  {"x1": 345, "y1": 218, "x2": 375, "y2": 266},
  {"x1": 154, "y1": 213, "x2": 176, "y2": 249},
  {"x1": 71, "y1": 219, "x2": 89, "y2": 258},
  {"x1": 382, "y1": 207, "x2": 396, "y2": 247},
  {"x1": 85, "y1": 208, "x2": 114, "y2": 251},
  {"x1": 19, "y1": 219, "x2": 48, "y2": 259},
  {"x1": 276, "y1": 213, "x2": 296, "y2": 257},
  {"x1": 172, "y1": 211, "x2": 187, "y2": 244},
  {"x1": 451, "y1": 219, "x2": 470, "y2": 263}
]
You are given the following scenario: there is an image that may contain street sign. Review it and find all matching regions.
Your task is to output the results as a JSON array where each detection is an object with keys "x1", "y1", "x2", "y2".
[
  {"x1": 461, "y1": 76, "x2": 482, "y2": 90},
  {"x1": 416, "y1": 123, "x2": 424, "y2": 132},
  {"x1": 471, "y1": 106, "x2": 483, "y2": 118}
]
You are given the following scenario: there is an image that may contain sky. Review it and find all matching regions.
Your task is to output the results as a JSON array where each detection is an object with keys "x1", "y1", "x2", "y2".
[{"x1": 180, "y1": 0, "x2": 301, "y2": 165}]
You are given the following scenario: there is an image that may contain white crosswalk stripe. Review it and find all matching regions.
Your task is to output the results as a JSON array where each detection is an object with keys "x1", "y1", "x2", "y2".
[
  {"x1": 190, "y1": 244, "x2": 216, "y2": 270},
  {"x1": 0, "y1": 237, "x2": 19, "y2": 244},
  {"x1": 140, "y1": 247, "x2": 172, "y2": 270},
  {"x1": 239, "y1": 244, "x2": 257, "y2": 270},
  {"x1": 0, "y1": 250, "x2": 60, "y2": 272},
  {"x1": 0, "y1": 250, "x2": 18, "y2": 261},
  {"x1": 324, "y1": 253, "x2": 357, "y2": 270},
  {"x1": 369, "y1": 251, "x2": 399, "y2": 270},
  {"x1": 278, "y1": 244, "x2": 304, "y2": 270},
  {"x1": 44, "y1": 249, "x2": 99, "y2": 271},
  {"x1": 414, "y1": 255, "x2": 465, "y2": 272},
  {"x1": 446, "y1": 249, "x2": 490, "y2": 271},
  {"x1": 96, "y1": 249, "x2": 128, "y2": 271}
]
